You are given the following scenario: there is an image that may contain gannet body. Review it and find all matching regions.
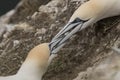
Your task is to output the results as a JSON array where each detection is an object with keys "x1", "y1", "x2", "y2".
[
  {"x1": 0, "y1": 43, "x2": 56, "y2": 80},
  {"x1": 49, "y1": 0, "x2": 120, "y2": 53}
]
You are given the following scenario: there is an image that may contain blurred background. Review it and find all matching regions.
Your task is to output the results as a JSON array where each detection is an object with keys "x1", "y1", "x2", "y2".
[{"x1": 0, "y1": 0, "x2": 20, "y2": 16}]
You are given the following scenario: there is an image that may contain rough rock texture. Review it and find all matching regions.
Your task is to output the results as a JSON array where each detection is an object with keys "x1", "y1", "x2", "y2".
[
  {"x1": 73, "y1": 49, "x2": 120, "y2": 80},
  {"x1": 0, "y1": 0, "x2": 120, "y2": 80}
]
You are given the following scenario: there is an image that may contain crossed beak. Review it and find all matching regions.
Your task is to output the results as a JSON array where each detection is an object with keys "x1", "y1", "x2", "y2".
[{"x1": 49, "y1": 18, "x2": 87, "y2": 54}]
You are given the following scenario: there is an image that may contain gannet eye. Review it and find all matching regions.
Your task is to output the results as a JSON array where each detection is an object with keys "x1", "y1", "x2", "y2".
[
  {"x1": 71, "y1": 17, "x2": 82, "y2": 23},
  {"x1": 71, "y1": 17, "x2": 88, "y2": 24}
]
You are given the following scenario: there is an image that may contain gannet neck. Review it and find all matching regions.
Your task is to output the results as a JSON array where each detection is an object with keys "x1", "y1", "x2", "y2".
[{"x1": 17, "y1": 43, "x2": 50, "y2": 80}]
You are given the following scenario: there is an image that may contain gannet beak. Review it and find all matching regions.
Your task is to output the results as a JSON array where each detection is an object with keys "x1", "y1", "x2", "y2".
[{"x1": 49, "y1": 18, "x2": 87, "y2": 54}]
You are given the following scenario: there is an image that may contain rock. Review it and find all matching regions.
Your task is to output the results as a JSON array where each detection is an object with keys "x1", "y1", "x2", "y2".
[{"x1": 73, "y1": 52, "x2": 120, "y2": 80}]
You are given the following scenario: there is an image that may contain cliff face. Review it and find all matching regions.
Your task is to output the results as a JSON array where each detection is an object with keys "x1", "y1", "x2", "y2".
[{"x1": 0, "y1": 0, "x2": 120, "y2": 80}]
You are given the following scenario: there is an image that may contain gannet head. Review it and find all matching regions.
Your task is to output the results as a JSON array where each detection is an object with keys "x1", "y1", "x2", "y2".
[
  {"x1": 49, "y1": 1, "x2": 101, "y2": 53},
  {"x1": 49, "y1": 0, "x2": 120, "y2": 54},
  {"x1": 17, "y1": 43, "x2": 52, "y2": 79},
  {"x1": 26, "y1": 43, "x2": 50, "y2": 74}
]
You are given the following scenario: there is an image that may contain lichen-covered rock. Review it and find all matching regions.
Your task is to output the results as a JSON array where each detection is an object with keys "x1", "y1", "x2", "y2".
[
  {"x1": 74, "y1": 51, "x2": 120, "y2": 80},
  {"x1": 7, "y1": 0, "x2": 51, "y2": 23}
]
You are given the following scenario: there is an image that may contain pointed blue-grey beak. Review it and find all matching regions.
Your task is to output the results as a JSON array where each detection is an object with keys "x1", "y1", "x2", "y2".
[{"x1": 49, "y1": 18, "x2": 87, "y2": 54}]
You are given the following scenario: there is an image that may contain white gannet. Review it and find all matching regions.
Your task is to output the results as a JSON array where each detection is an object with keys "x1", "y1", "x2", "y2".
[
  {"x1": 49, "y1": 0, "x2": 120, "y2": 53},
  {"x1": 0, "y1": 43, "x2": 57, "y2": 80}
]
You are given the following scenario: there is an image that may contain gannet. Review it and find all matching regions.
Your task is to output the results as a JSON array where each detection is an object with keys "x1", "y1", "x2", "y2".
[
  {"x1": 49, "y1": 0, "x2": 120, "y2": 53},
  {"x1": 0, "y1": 43, "x2": 57, "y2": 80}
]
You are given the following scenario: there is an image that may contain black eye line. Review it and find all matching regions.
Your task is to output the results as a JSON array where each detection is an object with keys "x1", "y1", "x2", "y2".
[{"x1": 71, "y1": 17, "x2": 89, "y2": 23}]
